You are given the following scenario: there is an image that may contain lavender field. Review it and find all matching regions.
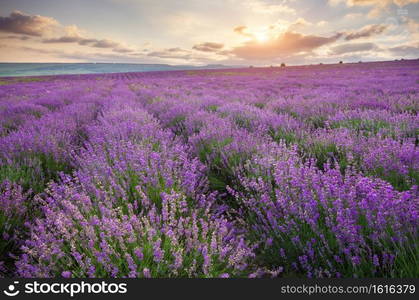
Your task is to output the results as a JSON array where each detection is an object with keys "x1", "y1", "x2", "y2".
[{"x1": 0, "y1": 60, "x2": 418, "y2": 278}]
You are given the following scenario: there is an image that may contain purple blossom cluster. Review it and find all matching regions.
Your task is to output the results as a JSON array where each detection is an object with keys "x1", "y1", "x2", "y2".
[
  {"x1": 15, "y1": 100, "x2": 254, "y2": 278},
  {"x1": 0, "y1": 181, "x2": 29, "y2": 275},
  {"x1": 230, "y1": 145, "x2": 417, "y2": 277},
  {"x1": 0, "y1": 60, "x2": 418, "y2": 277}
]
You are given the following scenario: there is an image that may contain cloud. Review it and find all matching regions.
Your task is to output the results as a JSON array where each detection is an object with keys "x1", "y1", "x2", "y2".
[
  {"x1": 329, "y1": 0, "x2": 419, "y2": 17},
  {"x1": 0, "y1": 43, "x2": 151, "y2": 63},
  {"x1": 405, "y1": 17, "x2": 419, "y2": 37},
  {"x1": 19, "y1": 46, "x2": 60, "y2": 55},
  {"x1": 77, "y1": 38, "x2": 97, "y2": 45},
  {"x1": 348, "y1": 0, "x2": 419, "y2": 5},
  {"x1": 0, "y1": 10, "x2": 58, "y2": 36},
  {"x1": 233, "y1": 25, "x2": 253, "y2": 37},
  {"x1": 232, "y1": 31, "x2": 342, "y2": 60},
  {"x1": 287, "y1": 18, "x2": 312, "y2": 31},
  {"x1": 43, "y1": 36, "x2": 134, "y2": 53},
  {"x1": 243, "y1": 0, "x2": 296, "y2": 15},
  {"x1": 0, "y1": 11, "x2": 135, "y2": 54},
  {"x1": 344, "y1": 24, "x2": 387, "y2": 40},
  {"x1": 0, "y1": 35, "x2": 31, "y2": 41},
  {"x1": 44, "y1": 36, "x2": 117, "y2": 47},
  {"x1": 192, "y1": 42, "x2": 224, "y2": 52},
  {"x1": 58, "y1": 50, "x2": 143, "y2": 62},
  {"x1": 42, "y1": 23, "x2": 135, "y2": 53},
  {"x1": 112, "y1": 47, "x2": 134, "y2": 53},
  {"x1": 344, "y1": 13, "x2": 363, "y2": 19},
  {"x1": 330, "y1": 42, "x2": 378, "y2": 54},
  {"x1": 147, "y1": 47, "x2": 192, "y2": 59},
  {"x1": 43, "y1": 36, "x2": 81, "y2": 43},
  {"x1": 42, "y1": 25, "x2": 86, "y2": 43},
  {"x1": 145, "y1": 47, "x2": 222, "y2": 63},
  {"x1": 84, "y1": 39, "x2": 133, "y2": 52},
  {"x1": 388, "y1": 43, "x2": 419, "y2": 56},
  {"x1": 90, "y1": 39, "x2": 119, "y2": 48}
]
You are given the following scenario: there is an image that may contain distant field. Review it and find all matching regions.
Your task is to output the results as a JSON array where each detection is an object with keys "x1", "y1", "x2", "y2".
[
  {"x1": 0, "y1": 60, "x2": 418, "y2": 278},
  {"x1": 0, "y1": 63, "x2": 235, "y2": 77}
]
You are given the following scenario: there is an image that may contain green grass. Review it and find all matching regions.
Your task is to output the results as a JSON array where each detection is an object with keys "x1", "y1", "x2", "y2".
[
  {"x1": 197, "y1": 137, "x2": 248, "y2": 200},
  {"x1": 0, "y1": 210, "x2": 24, "y2": 271},
  {"x1": 273, "y1": 108, "x2": 299, "y2": 119},
  {"x1": 167, "y1": 115, "x2": 186, "y2": 137},
  {"x1": 368, "y1": 167, "x2": 419, "y2": 192},
  {"x1": 0, "y1": 153, "x2": 72, "y2": 194},
  {"x1": 0, "y1": 123, "x2": 19, "y2": 137},
  {"x1": 331, "y1": 118, "x2": 391, "y2": 136},
  {"x1": 305, "y1": 115, "x2": 327, "y2": 129},
  {"x1": 0, "y1": 77, "x2": 46, "y2": 86},
  {"x1": 205, "y1": 105, "x2": 218, "y2": 112},
  {"x1": 0, "y1": 182, "x2": 30, "y2": 277},
  {"x1": 233, "y1": 115, "x2": 253, "y2": 130},
  {"x1": 268, "y1": 127, "x2": 299, "y2": 146},
  {"x1": 301, "y1": 141, "x2": 349, "y2": 172}
]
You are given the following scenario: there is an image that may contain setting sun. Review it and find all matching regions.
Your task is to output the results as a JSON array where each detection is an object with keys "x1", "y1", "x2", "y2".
[{"x1": 254, "y1": 31, "x2": 269, "y2": 42}]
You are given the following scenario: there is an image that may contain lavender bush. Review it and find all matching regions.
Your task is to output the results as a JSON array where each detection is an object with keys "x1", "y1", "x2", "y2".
[{"x1": 0, "y1": 60, "x2": 418, "y2": 277}]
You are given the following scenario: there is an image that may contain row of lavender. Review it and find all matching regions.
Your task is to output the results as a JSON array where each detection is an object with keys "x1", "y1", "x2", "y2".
[
  {"x1": 0, "y1": 81, "x2": 254, "y2": 277},
  {"x1": 131, "y1": 61, "x2": 418, "y2": 277},
  {"x1": 0, "y1": 60, "x2": 418, "y2": 277},
  {"x1": 0, "y1": 79, "x2": 109, "y2": 275}
]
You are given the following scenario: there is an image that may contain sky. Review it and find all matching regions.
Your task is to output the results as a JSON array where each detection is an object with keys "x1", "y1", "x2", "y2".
[{"x1": 0, "y1": 0, "x2": 418, "y2": 65}]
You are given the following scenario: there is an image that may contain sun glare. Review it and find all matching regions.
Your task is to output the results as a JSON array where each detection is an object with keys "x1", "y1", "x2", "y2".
[{"x1": 255, "y1": 32, "x2": 269, "y2": 42}]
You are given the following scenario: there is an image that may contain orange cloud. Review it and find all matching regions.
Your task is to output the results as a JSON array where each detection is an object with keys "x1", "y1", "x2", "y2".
[
  {"x1": 232, "y1": 31, "x2": 341, "y2": 60},
  {"x1": 233, "y1": 26, "x2": 253, "y2": 38},
  {"x1": 344, "y1": 24, "x2": 387, "y2": 40},
  {"x1": 192, "y1": 42, "x2": 224, "y2": 52}
]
